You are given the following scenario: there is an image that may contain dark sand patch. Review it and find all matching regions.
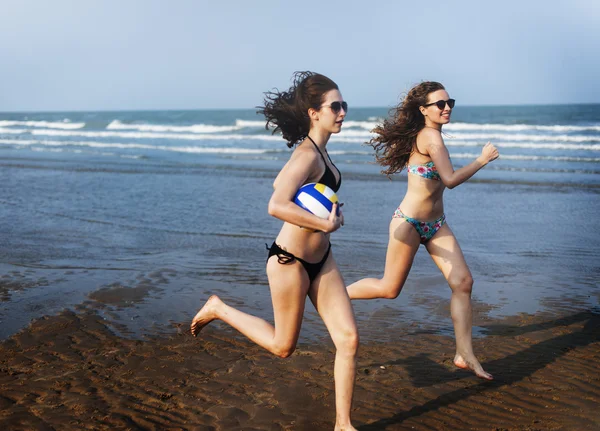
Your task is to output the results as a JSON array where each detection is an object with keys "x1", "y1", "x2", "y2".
[
  {"x1": 87, "y1": 269, "x2": 175, "y2": 307},
  {"x1": 88, "y1": 282, "x2": 158, "y2": 307},
  {"x1": 0, "y1": 306, "x2": 599, "y2": 430},
  {"x1": 0, "y1": 271, "x2": 52, "y2": 302}
]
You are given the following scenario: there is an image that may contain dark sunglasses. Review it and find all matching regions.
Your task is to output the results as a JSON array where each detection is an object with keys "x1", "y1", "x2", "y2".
[
  {"x1": 423, "y1": 99, "x2": 455, "y2": 110},
  {"x1": 321, "y1": 101, "x2": 348, "y2": 114}
]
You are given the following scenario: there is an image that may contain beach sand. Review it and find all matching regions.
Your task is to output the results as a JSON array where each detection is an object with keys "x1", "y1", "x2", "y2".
[{"x1": 1, "y1": 288, "x2": 599, "y2": 431}]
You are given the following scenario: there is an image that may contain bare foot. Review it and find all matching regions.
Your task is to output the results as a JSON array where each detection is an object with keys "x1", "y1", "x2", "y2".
[
  {"x1": 334, "y1": 424, "x2": 357, "y2": 431},
  {"x1": 454, "y1": 354, "x2": 493, "y2": 380},
  {"x1": 190, "y1": 295, "x2": 221, "y2": 336}
]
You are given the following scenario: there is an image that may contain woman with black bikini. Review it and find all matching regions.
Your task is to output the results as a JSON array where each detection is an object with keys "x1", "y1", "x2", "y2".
[{"x1": 191, "y1": 71, "x2": 359, "y2": 431}]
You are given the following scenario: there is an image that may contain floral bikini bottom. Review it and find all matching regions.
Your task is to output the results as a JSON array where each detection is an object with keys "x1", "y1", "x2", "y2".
[{"x1": 392, "y1": 208, "x2": 446, "y2": 244}]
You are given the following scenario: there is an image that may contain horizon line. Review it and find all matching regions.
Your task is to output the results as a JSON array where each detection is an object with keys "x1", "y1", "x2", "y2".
[{"x1": 1, "y1": 102, "x2": 599, "y2": 115}]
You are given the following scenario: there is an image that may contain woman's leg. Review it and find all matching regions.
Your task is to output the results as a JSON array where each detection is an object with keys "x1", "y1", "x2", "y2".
[
  {"x1": 425, "y1": 224, "x2": 493, "y2": 380},
  {"x1": 190, "y1": 256, "x2": 310, "y2": 358},
  {"x1": 309, "y1": 253, "x2": 359, "y2": 431},
  {"x1": 347, "y1": 218, "x2": 421, "y2": 300}
]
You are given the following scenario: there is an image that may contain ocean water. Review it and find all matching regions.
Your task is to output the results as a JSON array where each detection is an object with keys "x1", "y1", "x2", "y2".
[{"x1": 1, "y1": 105, "x2": 599, "y2": 341}]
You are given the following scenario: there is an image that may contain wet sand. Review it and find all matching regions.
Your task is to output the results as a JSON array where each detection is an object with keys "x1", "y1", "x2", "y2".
[{"x1": 1, "y1": 294, "x2": 599, "y2": 430}]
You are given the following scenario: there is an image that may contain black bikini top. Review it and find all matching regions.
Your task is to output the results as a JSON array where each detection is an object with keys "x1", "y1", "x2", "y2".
[{"x1": 306, "y1": 135, "x2": 342, "y2": 192}]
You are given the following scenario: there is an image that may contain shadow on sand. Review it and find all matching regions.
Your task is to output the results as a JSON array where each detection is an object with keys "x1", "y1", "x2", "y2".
[{"x1": 358, "y1": 309, "x2": 600, "y2": 430}]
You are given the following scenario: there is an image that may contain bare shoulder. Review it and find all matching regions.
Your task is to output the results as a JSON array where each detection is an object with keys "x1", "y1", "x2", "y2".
[
  {"x1": 273, "y1": 142, "x2": 319, "y2": 189},
  {"x1": 418, "y1": 128, "x2": 445, "y2": 152},
  {"x1": 287, "y1": 142, "x2": 320, "y2": 169},
  {"x1": 419, "y1": 127, "x2": 443, "y2": 142}
]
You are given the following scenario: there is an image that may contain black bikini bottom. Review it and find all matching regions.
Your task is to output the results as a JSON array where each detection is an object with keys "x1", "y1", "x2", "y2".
[{"x1": 266, "y1": 241, "x2": 331, "y2": 282}]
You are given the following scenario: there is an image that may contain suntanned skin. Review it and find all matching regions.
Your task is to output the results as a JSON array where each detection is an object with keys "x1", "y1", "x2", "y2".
[
  {"x1": 347, "y1": 89, "x2": 498, "y2": 381},
  {"x1": 192, "y1": 89, "x2": 359, "y2": 431}
]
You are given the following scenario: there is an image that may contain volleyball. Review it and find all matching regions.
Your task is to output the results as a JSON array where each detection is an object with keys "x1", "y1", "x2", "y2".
[{"x1": 293, "y1": 183, "x2": 339, "y2": 219}]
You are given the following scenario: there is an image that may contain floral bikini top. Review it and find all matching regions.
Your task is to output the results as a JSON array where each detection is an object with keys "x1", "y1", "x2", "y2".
[{"x1": 406, "y1": 161, "x2": 441, "y2": 181}]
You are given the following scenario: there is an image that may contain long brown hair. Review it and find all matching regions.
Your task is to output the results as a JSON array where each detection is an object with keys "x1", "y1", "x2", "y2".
[
  {"x1": 258, "y1": 71, "x2": 339, "y2": 148},
  {"x1": 369, "y1": 81, "x2": 445, "y2": 175}
]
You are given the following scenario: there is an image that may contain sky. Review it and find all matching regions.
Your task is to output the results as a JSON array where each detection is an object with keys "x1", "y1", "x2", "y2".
[{"x1": 1, "y1": 0, "x2": 599, "y2": 112}]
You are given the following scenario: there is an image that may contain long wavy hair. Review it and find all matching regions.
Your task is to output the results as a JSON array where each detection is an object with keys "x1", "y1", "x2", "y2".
[
  {"x1": 258, "y1": 71, "x2": 339, "y2": 148},
  {"x1": 369, "y1": 81, "x2": 446, "y2": 175}
]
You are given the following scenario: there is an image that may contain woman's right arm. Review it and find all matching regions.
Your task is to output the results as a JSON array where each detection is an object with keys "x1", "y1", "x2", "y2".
[
  {"x1": 268, "y1": 150, "x2": 342, "y2": 233},
  {"x1": 425, "y1": 130, "x2": 499, "y2": 189}
]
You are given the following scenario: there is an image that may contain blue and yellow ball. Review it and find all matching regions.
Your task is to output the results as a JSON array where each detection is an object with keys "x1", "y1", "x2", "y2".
[{"x1": 293, "y1": 183, "x2": 339, "y2": 219}]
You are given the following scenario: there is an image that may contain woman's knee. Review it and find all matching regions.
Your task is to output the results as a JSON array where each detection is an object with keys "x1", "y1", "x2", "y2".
[
  {"x1": 335, "y1": 327, "x2": 359, "y2": 356},
  {"x1": 448, "y1": 272, "x2": 473, "y2": 294},
  {"x1": 380, "y1": 279, "x2": 403, "y2": 299},
  {"x1": 272, "y1": 340, "x2": 297, "y2": 358},
  {"x1": 381, "y1": 288, "x2": 401, "y2": 299}
]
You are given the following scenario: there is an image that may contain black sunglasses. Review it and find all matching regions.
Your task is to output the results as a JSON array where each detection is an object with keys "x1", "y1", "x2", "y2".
[
  {"x1": 423, "y1": 99, "x2": 455, "y2": 110},
  {"x1": 321, "y1": 101, "x2": 348, "y2": 114}
]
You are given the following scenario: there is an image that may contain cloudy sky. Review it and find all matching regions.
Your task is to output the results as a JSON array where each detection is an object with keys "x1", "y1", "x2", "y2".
[{"x1": 1, "y1": 0, "x2": 598, "y2": 111}]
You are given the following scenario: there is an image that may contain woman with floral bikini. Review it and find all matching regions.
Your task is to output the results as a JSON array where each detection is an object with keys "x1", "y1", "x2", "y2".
[{"x1": 347, "y1": 81, "x2": 499, "y2": 380}]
